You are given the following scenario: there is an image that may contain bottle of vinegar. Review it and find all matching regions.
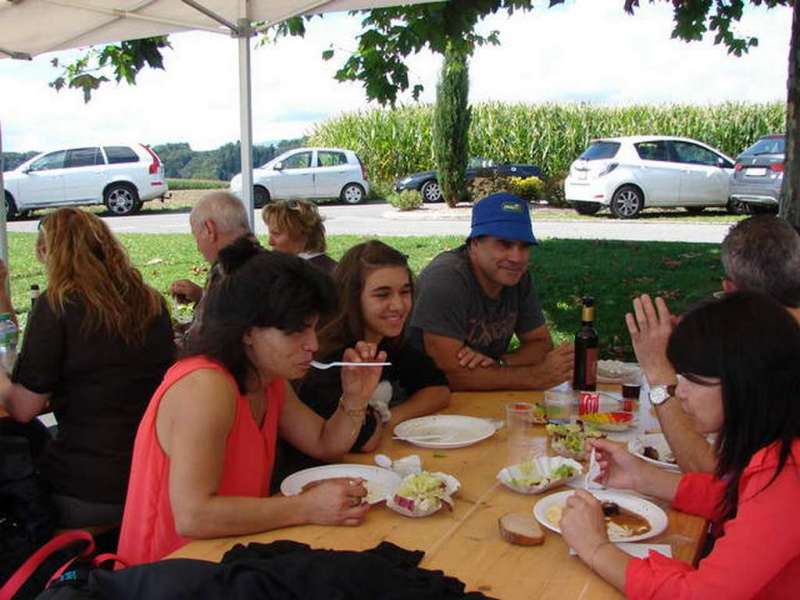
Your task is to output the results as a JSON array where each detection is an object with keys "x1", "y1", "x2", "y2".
[{"x1": 573, "y1": 296, "x2": 598, "y2": 392}]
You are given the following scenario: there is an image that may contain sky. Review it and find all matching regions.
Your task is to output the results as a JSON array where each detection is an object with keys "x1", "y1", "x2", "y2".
[{"x1": 0, "y1": 0, "x2": 793, "y2": 153}]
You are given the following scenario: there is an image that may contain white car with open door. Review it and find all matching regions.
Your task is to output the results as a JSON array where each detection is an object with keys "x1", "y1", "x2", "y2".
[
  {"x1": 229, "y1": 147, "x2": 369, "y2": 207},
  {"x1": 3, "y1": 144, "x2": 168, "y2": 219},
  {"x1": 564, "y1": 136, "x2": 735, "y2": 218}
]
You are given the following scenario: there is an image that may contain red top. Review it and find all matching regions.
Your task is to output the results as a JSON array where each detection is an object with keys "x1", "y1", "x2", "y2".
[
  {"x1": 117, "y1": 356, "x2": 286, "y2": 565},
  {"x1": 625, "y1": 439, "x2": 800, "y2": 599}
]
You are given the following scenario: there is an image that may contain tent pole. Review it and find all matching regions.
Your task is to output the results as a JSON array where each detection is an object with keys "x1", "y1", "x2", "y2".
[
  {"x1": 237, "y1": 13, "x2": 255, "y2": 233},
  {"x1": 0, "y1": 121, "x2": 8, "y2": 273}
]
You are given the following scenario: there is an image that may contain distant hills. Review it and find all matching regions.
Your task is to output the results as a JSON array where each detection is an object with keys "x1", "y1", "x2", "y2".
[{"x1": 2, "y1": 137, "x2": 307, "y2": 180}]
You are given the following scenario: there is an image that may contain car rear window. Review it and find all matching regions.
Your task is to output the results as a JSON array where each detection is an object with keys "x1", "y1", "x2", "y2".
[
  {"x1": 579, "y1": 142, "x2": 620, "y2": 161},
  {"x1": 66, "y1": 147, "x2": 104, "y2": 168},
  {"x1": 317, "y1": 151, "x2": 347, "y2": 167},
  {"x1": 746, "y1": 137, "x2": 785, "y2": 156},
  {"x1": 634, "y1": 141, "x2": 669, "y2": 162},
  {"x1": 104, "y1": 146, "x2": 140, "y2": 164}
]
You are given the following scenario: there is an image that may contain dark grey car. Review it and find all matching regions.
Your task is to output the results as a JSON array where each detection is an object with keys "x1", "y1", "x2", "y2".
[{"x1": 730, "y1": 134, "x2": 785, "y2": 211}]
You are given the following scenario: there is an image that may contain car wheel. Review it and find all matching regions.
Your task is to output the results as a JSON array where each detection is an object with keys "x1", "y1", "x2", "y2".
[
  {"x1": 685, "y1": 206, "x2": 705, "y2": 215},
  {"x1": 420, "y1": 180, "x2": 443, "y2": 203},
  {"x1": 610, "y1": 185, "x2": 644, "y2": 219},
  {"x1": 254, "y1": 186, "x2": 270, "y2": 208},
  {"x1": 573, "y1": 201, "x2": 601, "y2": 216},
  {"x1": 726, "y1": 198, "x2": 752, "y2": 215},
  {"x1": 340, "y1": 183, "x2": 365, "y2": 205},
  {"x1": 104, "y1": 183, "x2": 140, "y2": 216},
  {"x1": 4, "y1": 193, "x2": 17, "y2": 221}
]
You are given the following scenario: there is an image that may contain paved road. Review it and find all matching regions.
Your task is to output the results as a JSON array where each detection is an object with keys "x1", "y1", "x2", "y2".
[{"x1": 6, "y1": 202, "x2": 731, "y2": 243}]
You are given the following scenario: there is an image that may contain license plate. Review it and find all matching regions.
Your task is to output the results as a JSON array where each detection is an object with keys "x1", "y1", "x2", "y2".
[{"x1": 746, "y1": 167, "x2": 767, "y2": 177}]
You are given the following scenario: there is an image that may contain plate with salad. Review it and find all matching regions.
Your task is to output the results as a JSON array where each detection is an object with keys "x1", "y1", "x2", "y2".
[
  {"x1": 546, "y1": 422, "x2": 605, "y2": 460},
  {"x1": 497, "y1": 456, "x2": 583, "y2": 495},
  {"x1": 280, "y1": 464, "x2": 402, "y2": 504},
  {"x1": 386, "y1": 471, "x2": 460, "y2": 517}
]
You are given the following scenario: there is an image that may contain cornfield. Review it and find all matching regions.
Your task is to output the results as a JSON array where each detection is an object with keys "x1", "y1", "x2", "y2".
[{"x1": 309, "y1": 101, "x2": 785, "y2": 186}]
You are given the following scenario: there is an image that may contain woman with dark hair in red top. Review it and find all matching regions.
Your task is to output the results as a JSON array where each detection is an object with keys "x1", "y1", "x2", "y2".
[
  {"x1": 118, "y1": 239, "x2": 387, "y2": 565},
  {"x1": 561, "y1": 292, "x2": 800, "y2": 599}
]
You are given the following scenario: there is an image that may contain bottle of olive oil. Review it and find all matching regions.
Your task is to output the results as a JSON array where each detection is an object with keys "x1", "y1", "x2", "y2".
[{"x1": 573, "y1": 296, "x2": 598, "y2": 391}]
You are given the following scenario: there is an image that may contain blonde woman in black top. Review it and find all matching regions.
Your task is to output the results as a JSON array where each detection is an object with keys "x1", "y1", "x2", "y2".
[{"x1": 0, "y1": 208, "x2": 175, "y2": 528}]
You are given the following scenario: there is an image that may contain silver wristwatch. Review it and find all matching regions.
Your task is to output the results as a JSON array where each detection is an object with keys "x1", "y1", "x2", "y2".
[{"x1": 648, "y1": 384, "x2": 675, "y2": 406}]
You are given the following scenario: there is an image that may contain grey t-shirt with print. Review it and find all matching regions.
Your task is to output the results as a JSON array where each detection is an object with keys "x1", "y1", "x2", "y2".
[{"x1": 407, "y1": 245, "x2": 546, "y2": 359}]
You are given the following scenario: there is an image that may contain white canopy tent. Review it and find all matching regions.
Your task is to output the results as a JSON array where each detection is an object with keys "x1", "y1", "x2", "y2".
[{"x1": 0, "y1": 0, "x2": 436, "y2": 265}]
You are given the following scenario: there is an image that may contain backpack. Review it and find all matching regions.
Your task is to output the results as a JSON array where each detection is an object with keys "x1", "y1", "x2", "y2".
[{"x1": 0, "y1": 420, "x2": 57, "y2": 594}]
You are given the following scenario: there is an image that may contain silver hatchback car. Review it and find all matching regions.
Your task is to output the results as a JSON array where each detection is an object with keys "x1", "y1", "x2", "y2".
[{"x1": 729, "y1": 134, "x2": 785, "y2": 212}]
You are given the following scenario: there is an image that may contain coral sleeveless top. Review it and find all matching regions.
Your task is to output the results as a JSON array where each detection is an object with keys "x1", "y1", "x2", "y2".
[{"x1": 117, "y1": 356, "x2": 286, "y2": 565}]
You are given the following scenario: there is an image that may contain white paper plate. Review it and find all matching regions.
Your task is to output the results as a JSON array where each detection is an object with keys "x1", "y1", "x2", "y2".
[
  {"x1": 280, "y1": 464, "x2": 402, "y2": 504},
  {"x1": 628, "y1": 433, "x2": 682, "y2": 472},
  {"x1": 597, "y1": 360, "x2": 640, "y2": 383},
  {"x1": 497, "y1": 456, "x2": 583, "y2": 495},
  {"x1": 385, "y1": 472, "x2": 461, "y2": 518},
  {"x1": 393, "y1": 415, "x2": 496, "y2": 449},
  {"x1": 533, "y1": 490, "x2": 668, "y2": 543}
]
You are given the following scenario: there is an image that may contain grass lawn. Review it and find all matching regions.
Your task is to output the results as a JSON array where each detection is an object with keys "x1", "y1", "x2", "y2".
[{"x1": 6, "y1": 232, "x2": 722, "y2": 361}]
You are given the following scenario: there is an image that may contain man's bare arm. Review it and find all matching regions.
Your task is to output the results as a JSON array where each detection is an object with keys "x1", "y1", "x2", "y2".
[
  {"x1": 423, "y1": 330, "x2": 571, "y2": 391},
  {"x1": 501, "y1": 325, "x2": 555, "y2": 366}
]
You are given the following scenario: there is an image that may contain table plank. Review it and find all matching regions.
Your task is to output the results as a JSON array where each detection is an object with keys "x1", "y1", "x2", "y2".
[{"x1": 167, "y1": 390, "x2": 707, "y2": 599}]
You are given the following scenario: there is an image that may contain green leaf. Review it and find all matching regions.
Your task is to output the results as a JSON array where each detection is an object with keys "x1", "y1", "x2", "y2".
[{"x1": 322, "y1": 49, "x2": 334, "y2": 60}]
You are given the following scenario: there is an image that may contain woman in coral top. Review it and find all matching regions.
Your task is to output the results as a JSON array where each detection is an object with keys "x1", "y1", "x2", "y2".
[
  {"x1": 118, "y1": 240, "x2": 387, "y2": 565},
  {"x1": 561, "y1": 292, "x2": 800, "y2": 599}
]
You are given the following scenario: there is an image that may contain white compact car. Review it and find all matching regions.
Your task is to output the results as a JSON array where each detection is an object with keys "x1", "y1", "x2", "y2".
[
  {"x1": 230, "y1": 147, "x2": 369, "y2": 207},
  {"x1": 564, "y1": 136, "x2": 735, "y2": 218},
  {"x1": 3, "y1": 144, "x2": 168, "y2": 218}
]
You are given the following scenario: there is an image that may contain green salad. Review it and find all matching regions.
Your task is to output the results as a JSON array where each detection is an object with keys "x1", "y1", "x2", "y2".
[
  {"x1": 393, "y1": 471, "x2": 452, "y2": 513},
  {"x1": 509, "y1": 460, "x2": 578, "y2": 489},
  {"x1": 546, "y1": 423, "x2": 603, "y2": 455}
]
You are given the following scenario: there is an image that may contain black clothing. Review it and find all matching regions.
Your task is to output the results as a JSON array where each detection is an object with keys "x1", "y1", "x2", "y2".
[
  {"x1": 37, "y1": 541, "x2": 493, "y2": 600},
  {"x1": 13, "y1": 295, "x2": 175, "y2": 504},
  {"x1": 306, "y1": 253, "x2": 338, "y2": 276}
]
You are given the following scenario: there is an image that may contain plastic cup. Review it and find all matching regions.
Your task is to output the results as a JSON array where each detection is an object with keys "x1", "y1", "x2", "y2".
[
  {"x1": 505, "y1": 402, "x2": 538, "y2": 445},
  {"x1": 543, "y1": 389, "x2": 575, "y2": 424}
]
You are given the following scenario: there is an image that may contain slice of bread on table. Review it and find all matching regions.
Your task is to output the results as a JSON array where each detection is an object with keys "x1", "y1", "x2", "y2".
[{"x1": 498, "y1": 512, "x2": 545, "y2": 546}]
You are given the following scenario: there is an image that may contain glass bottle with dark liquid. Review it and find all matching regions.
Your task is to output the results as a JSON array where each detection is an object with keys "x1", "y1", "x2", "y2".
[{"x1": 573, "y1": 296, "x2": 598, "y2": 391}]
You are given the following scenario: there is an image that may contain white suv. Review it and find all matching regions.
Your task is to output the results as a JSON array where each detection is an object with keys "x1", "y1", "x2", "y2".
[
  {"x1": 564, "y1": 136, "x2": 735, "y2": 218},
  {"x1": 3, "y1": 144, "x2": 168, "y2": 219},
  {"x1": 230, "y1": 147, "x2": 369, "y2": 206}
]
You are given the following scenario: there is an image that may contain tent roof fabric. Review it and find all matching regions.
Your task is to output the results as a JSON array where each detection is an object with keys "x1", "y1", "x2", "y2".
[{"x1": 0, "y1": 0, "x2": 426, "y2": 59}]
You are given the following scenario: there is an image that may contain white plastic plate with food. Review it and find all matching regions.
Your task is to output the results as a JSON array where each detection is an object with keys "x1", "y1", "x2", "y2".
[
  {"x1": 628, "y1": 433, "x2": 682, "y2": 472},
  {"x1": 386, "y1": 471, "x2": 461, "y2": 517},
  {"x1": 497, "y1": 456, "x2": 583, "y2": 495},
  {"x1": 393, "y1": 415, "x2": 496, "y2": 449},
  {"x1": 597, "y1": 360, "x2": 640, "y2": 383},
  {"x1": 533, "y1": 490, "x2": 668, "y2": 543},
  {"x1": 280, "y1": 464, "x2": 402, "y2": 504}
]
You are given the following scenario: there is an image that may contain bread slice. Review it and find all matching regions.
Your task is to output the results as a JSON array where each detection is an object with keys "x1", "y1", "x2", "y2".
[{"x1": 498, "y1": 512, "x2": 545, "y2": 546}]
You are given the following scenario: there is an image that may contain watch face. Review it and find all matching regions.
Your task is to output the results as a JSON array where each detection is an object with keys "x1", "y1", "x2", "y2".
[{"x1": 649, "y1": 386, "x2": 672, "y2": 405}]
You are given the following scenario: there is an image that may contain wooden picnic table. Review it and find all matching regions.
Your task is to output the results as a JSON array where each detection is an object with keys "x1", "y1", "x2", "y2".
[{"x1": 167, "y1": 390, "x2": 707, "y2": 599}]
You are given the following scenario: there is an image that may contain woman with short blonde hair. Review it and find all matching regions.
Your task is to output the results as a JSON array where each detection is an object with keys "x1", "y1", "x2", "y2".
[{"x1": 263, "y1": 200, "x2": 337, "y2": 275}]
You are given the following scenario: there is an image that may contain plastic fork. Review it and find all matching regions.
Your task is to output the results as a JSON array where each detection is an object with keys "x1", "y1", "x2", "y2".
[{"x1": 309, "y1": 360, "x2": 391, "y2": 370}]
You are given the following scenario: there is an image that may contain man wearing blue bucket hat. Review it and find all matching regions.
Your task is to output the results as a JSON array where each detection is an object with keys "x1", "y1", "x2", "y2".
[{"x1": 408, "y1": 192, "x2": 573, "y2": 391}]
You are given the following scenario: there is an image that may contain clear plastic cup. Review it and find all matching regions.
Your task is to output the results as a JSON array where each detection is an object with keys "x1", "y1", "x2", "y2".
[
  {"x1": 505, "y1": 402, "x2": 537, "y2": 445},
  {"x1": 543, "y1": 389, "x2": 576, "y2": 424}
]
